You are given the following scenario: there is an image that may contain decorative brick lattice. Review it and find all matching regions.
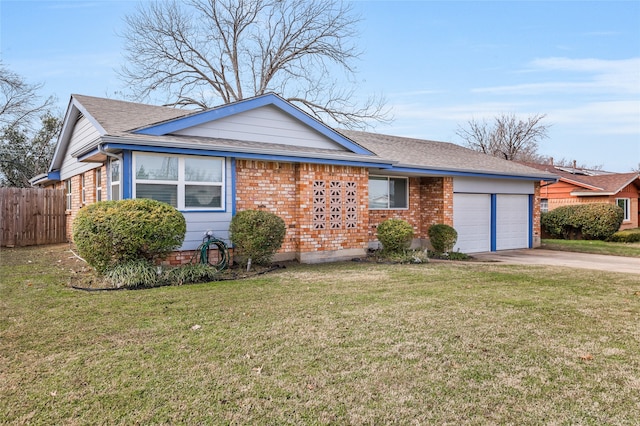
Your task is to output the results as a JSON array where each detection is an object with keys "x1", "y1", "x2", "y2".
[
  {"x1": 344, "y1": 181, "x2": 357, "y2": 229},
  {"x1": 330, "y1": 181, "x2": 342, "y2": 229},
  {"x1": 313, "y1": 180, "x2": 326, "y2": 229}
]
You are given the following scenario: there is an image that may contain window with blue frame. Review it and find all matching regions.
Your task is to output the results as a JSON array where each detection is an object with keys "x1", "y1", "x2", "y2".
[{"x1": 133, "y1": 153, "x2": 224, "y2": 210}]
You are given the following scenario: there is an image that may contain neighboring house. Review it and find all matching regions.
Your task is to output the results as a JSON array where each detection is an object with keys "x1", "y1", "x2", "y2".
[
  {"x1": 524, "y1": 162, "x2": 640, "y2": 230},
  {"x1": 31, "y1": 93, "x2": 556, "y2": 264}
]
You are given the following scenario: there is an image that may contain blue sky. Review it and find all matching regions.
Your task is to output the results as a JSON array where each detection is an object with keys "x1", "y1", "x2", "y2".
[{"x1": 1, "y1": 0, "x2": 639, "y2": 172}]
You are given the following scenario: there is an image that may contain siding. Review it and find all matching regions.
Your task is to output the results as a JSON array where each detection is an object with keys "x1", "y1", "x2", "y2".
[
  {"x1": 173, "y1": 105, "x2": 347, "y2": 150},
  {"x1": 178, "y1": 158, "x2": 234, "y2": 250},
  {"x1": 60, "y1": 115, "x2": 102, "y2": 180}
]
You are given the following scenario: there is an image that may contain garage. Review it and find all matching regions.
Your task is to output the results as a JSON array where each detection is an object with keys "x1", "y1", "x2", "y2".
[
  {"x1": 452, "y1": 178, "x2": 533, "y2": 254},
  {"x1": 496, "y1": 195, "x2": 530, "y2": 250},
  {"x1": 453, "y1": 193, "x2": 491, "y2": 253}
]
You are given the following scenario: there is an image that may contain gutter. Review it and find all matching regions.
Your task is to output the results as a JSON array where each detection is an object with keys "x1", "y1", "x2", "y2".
[{"x1": 97, "y1": 144, "x2": 123, "y2": 200}]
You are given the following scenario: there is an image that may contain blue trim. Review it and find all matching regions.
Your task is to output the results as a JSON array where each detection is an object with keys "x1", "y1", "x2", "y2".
[
  {"x1": 48, "y1": 170, "x2": 60, "y2": 181},
  {"x1": 133, "y1": 93, "x2": 373, "y2": 155},
  {"x1": 490, "y1": 194, "x2": 497, "y2": 252},
  {"x1": 122, "y1": 150, "x2": 132, "y2": 199},
  {"x1": 101, "y1": 143, "x2": 389, "y2": 169},
  {"x1": 231, "y1": 158, "x2": 237, "y2": 216},
  {"x1": 389, "y1": 166, "x2": 552, "y2": 181},
  {"x1": 528, "y1": 194, "x2": 534, "y2": 248}
]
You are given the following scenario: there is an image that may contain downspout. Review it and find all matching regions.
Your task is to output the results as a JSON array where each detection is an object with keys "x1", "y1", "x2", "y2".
[{"x1": 97, "y1": 143, "x2": 123, "y2": 201}]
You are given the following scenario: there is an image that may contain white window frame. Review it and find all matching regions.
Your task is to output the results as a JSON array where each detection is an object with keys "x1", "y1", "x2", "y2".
[
  {"x1": 80, "y1": 173, "x2": 86, "y2": 205},
  {"x1": 95, "y1": 168, "x2": 102, "y2": 202},
  {"x1": 65, "y1": 179, "x2": 72, "y2": 211},
  {"x1": 132, "y1": 153, "x2": 225, "y2": 211},
  {"x1": 540, "y1": 198, "x2": 549, "y2": 213},
  {"x1": 368, "y1": 176, "x2": 409, "y2": 210},
  {"x1": 110, "y1": 159, "x2": 120, "y2": 201},
  {"x1": 616, "y1": 198, "x2": 630, "y2": 221}
]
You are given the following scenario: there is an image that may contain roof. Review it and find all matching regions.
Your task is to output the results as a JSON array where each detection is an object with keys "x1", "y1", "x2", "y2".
[
  {"x1": 341, "y1": 130, "x2": 557, "y2": 180},
  {"x1": 45, "y1": 94, "x2": 558, "y2": 182},
  {"x1": 524, "y1": 162, "x2": 640, "y2": 195},
  {"x1": 71, "y1": 94, "x2": 192, "y2": 135}
]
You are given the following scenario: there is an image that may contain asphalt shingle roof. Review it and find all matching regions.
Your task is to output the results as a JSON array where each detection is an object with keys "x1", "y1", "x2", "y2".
[
  {"x1": 72, "y1": 94, "x2": 192, "y2": 134},
  {"x1": 523, "y1": 162, "x2": 640, "y2": 193},
  {"x1": 69, "y1": 95, "x2": 557, "y2": 179},
  {"x1": 341, "y1": 130, "x2": 555, "y2": 178}
]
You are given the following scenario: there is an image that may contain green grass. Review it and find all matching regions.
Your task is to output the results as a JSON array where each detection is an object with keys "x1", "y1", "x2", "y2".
[
  {"x1": 2, "y1": 244, "x2": 640, "y2": 424},
  {"x1": 542, "y1": 237, "x2": 640, "y2": 258}
]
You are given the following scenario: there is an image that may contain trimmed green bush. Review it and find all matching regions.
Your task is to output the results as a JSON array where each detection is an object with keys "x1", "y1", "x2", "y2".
[
  {"x1": 609, "y1": 228, "x2": 640, "y2": 243},
  {"x1": 376, "y1": 218, "x2": 414, "y2": 254},
  {"x1": 428, "y1": 224, "x2": 458, "y2": 253},
  {"x1": 229, "y1": 210, "x2": 286, "y2": 267},
  {"x1": 541, "y1": 203, "x2": 623, "y2": 240},
  {"x1": 73, "y1": 199, "x2": 186, "y2": 273}
]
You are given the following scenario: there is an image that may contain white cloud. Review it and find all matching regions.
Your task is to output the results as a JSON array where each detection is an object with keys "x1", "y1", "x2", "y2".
[{"x1": 475, "y1": 57, "x2": 640, "y2": 95}]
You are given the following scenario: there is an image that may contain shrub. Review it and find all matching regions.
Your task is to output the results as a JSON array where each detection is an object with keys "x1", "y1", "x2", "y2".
[
  {"x1": 428, "y1": 224, "x2": 458, "y2": 253},
  {"x1": 609, "y1": 228, "x2": 640, "y2": 243},
  {"x1": 541, "y1": 203, "x2": 623, "y2": 240},
  {"x1": 73, "y1": 199, "x2": 186, "y2": 273},
  {"x1": 229, "y1": 210, "x2": 286, "y2": 267},
  {"x1": 376, "y1": 218, "x2": 414, "y2": 254}
]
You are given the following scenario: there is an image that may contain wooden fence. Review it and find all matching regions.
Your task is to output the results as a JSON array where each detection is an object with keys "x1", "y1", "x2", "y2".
[{"x1": 0, "y1": 187, "x2": 67, "y2": 247}]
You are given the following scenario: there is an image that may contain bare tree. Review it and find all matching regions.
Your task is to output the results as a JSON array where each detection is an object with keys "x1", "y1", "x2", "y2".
[
  {"x1": 0, "y1": 61, "x2": 55, "y2": 130},
  {"x1": 456, "y1": 113, "x2": 550, "y2": 161},
  {"x1": 119, "y1": 0, "x2": 389, "y2": 128}
]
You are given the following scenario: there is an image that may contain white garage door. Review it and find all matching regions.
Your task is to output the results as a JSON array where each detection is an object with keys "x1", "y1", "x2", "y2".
[
  {"x1": 453, "y1": 194, "x2": 491, "y2": 253},
  {"x1": 496, "y1": 195, "x2": 529, "y2": 250}
]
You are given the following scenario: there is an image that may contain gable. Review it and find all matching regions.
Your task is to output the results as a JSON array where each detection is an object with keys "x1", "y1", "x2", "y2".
[
  {"x1": 134, "y1": 93, "x2": 372, "y2": 155},
  {"x1": 172, "y1": 104, "x2": 349, "y2": 151},
  {"x1": 59, "y1": 114, "x2": 102, "y2": 180}
]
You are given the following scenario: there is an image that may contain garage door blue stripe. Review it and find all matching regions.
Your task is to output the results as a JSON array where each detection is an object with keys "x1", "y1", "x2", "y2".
[
  {"x1": 529, "y1": 194, "x2": 534, "y2": 248},
  {"x1": 491, "y1": 194, "x2": 497, "y2": 252}
]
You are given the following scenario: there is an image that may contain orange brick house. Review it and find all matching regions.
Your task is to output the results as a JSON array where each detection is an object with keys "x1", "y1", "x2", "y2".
[
  {"x1": 31, "y1": 94, "x2": 556, "y2": 263},
  {"x1": 524, "y1": 162, "x2": 640, "y2": 231}
]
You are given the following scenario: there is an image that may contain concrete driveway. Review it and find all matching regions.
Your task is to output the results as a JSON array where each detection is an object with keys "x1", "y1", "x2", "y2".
[{"x1": 472, "y1": 249, "x2": 640, "y2": 275}]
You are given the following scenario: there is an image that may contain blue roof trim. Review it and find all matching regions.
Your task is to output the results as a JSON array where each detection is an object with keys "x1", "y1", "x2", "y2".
[
  {"x1": 48, "y1": 170, "x2": 61, "y2": 181},
  {"x1": 94, "y1": 143, "x2": 393, "y2": 169},
  {"x1": 388, "y1": 166, "x2": 555, "y2": 181},
  {"x1": 133, "y1": 94, "x2": 373, "y2": 155}
]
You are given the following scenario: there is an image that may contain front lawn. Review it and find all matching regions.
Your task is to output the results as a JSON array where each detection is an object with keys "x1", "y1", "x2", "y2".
[
  {"x1": 542, "y1": 237, "x2": 640, "y2": 258},
  {"x1": 2, "y1": 245, "x2": 639, "y2": 424}
]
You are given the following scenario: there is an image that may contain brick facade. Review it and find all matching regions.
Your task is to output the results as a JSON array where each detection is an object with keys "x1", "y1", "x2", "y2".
[
  {"x1": 235, "y1": 160, "x2": 370, "y2": 262},
  {"x1": 368, "y1": 176, "x2": 454, "y2": 246},
  {"x1": 54, "y1": 167, "x2": 106, "y2": 241}
]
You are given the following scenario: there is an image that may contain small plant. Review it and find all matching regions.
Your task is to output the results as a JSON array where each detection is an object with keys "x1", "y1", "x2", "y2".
[
  {"x1": 73, "y1": 198, "x2": 186, "y2": 274},
  {"x1": 230, "y1": 210, "x2": 286, "y2": 270},
  {"x1": 104, "y1": 259, "x2": 160, "y2": 288},
  {"x1": 376, "y1": 218, "x2": 414, "y2": 254},
  {"x1": 428, "y1": 224, "x2": 458, "y2": 254},
  {"x1": 165, "y1": 263, "x2": 220, "y2": 285}
]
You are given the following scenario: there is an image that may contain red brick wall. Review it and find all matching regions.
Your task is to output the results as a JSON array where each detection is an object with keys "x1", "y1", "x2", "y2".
[
  {"x1": 235, "y1": 161, "x2": 370, "y2": 258},
  {"x1": 368, "y1": 176, "x2": 453, "y2": 243}
]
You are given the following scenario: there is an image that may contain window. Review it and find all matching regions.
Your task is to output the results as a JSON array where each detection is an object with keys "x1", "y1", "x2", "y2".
[
  {"x1": 369, "y1": 176, "x2": 408, "y2": 209},
  {"x1": 95, "y1": 168, "x2": 102, "y2": 202},
  {"x1": 133, "y1": 153, "x2": 224, "y2": 210},
  {"x1": 540, "y1": 198, "x2": 548, "y2": 213},
  {"x1": 65, "y1": 179, "x2": 72, "y2": 210},
  {"x1": 616, "y1": 198, "x2": 630, "y2": 221},
  {"x1": 110, "y1": 160, "x2": 120, "y2": 201},
  {"x1": 80, "y1": 173, "x2": 86, "y2": 205}
]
